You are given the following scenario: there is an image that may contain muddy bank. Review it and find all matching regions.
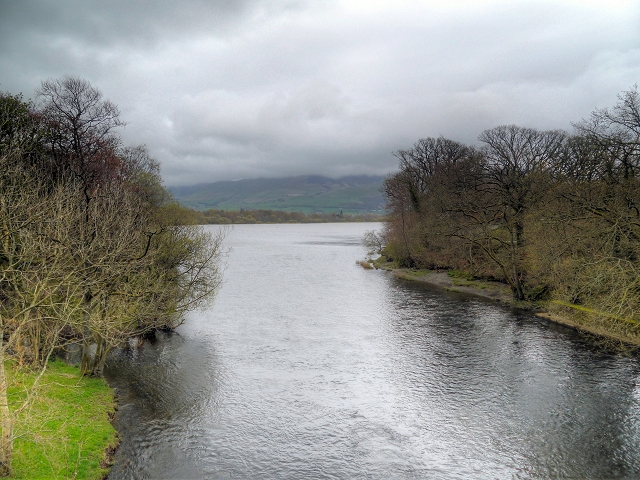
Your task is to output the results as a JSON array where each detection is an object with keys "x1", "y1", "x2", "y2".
[
  {"x1": 370, "y1": 260, "x2": 513, "y2": 304},
  {"x1": 391, "y1": 269, "x2": 513, "y2": 303}
]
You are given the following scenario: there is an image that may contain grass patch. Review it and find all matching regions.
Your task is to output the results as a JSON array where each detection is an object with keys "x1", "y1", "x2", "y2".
[
  {"x1": 549, "y1": 300, "x2": 640, "y2": 343},
  {"x1": 447, "y1": 271, "x2": 485, "y2": 289},
  {"x1": 447, "y1": 270, "x2": 475, "y2": 281},
  {"x1": 8, "y1": 360, "x2": 117, "y2": 479},
  {"x1": 399, "y1": 269, "x2": 434, "y2": 279},
  {"x1": 551, "y1": 300, "x2": 640, "y2": 326},
  {"x1": 543, "y1": 302, "x2": 640, "y2": 347},
  {"x1": 388, "y1": 267, "x2": 449, "y2": 282}
]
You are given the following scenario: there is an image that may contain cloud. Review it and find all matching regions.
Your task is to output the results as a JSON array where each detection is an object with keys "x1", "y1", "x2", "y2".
[{"x1": 1, "y1": 0, "x2": 639, "y2": 185}]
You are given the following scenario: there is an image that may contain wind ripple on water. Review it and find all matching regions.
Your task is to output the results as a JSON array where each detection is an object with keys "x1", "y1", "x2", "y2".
[{"x1": 106, "y1": 223, "x2": 640, "y2": 479}]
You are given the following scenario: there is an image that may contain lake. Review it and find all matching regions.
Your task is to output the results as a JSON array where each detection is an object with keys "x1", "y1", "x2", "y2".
[{"x1": 105, "y1": 223, "x2": 640, "y2": 479}]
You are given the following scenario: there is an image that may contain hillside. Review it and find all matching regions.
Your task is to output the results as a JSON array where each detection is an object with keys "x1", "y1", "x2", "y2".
[{"x1": 169, "y1": 175, "x2": 386, "y2": 214}]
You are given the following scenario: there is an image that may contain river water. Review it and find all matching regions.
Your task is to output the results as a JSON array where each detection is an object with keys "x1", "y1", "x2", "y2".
[{"x1": 105, "y1": 223, "x2": 640, "y2": 479}]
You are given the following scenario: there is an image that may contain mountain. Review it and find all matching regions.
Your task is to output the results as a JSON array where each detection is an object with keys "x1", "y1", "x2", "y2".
[{"x1": 169, "y1": 175, "x2": 386, "y2": 214}]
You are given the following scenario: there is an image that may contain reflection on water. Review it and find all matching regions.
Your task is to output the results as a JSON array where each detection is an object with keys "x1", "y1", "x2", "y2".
[{"x1": 106, "y1": 223, "x2": 640, "y2": 479}]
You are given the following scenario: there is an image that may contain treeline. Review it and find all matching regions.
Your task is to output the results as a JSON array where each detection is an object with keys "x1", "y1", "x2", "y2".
[
  {"x1": 194, "y1": 208, "x2": 383, "y2": 224},
  {"x1": 380, "y1": 87, "x2": 640, "y2": 339},
  {"x1": 0, "y1": 78, "x2": 223, "y2": 475}
]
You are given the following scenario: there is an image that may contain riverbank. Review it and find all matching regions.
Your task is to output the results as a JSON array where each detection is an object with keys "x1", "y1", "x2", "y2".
[
  {"x1": 369, "y1": 258, "x2": 640, "y2": 348},
  {"x1": 8, "y1": 359, "x2": 118, "y2": 479},
  {"x1": 370, "y1": 258, "x2": 513, "y2": 303}
]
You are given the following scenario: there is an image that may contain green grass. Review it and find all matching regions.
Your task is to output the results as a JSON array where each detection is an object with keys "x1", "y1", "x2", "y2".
[
  {"x1": 447, "y1": 269, "x2": 475, "y2": 282},
  {"x1": 399, "y1": 269, "x2": 434, "y2": 279},
  {"x1": 447, "y1": 270, "x2": 491, "y2": 289},
  {"x1": 7, "y1": 360, "x2": 117, "y2": 479}
]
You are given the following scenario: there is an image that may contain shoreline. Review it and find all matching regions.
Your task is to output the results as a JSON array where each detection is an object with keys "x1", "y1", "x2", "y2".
[
  {"x1": 371, "y1": 261, "x2": 640, "y2": 348},
  {"x1": 389, "y1": 268, "x2": 514, "y2": 303}
]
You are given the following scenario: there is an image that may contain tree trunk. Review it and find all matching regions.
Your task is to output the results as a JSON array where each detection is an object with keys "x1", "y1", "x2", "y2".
[
  {"x1": 91, "y1": 337, "x2": 112, "y2": 378},
  {"x1": 80, "y1": 290, "x2": 93, "y2": 376},
  {"x1": 0, "y1": 326, "x2": 13, "y2": 477},
  {"x1": 80, "y1": 331, "x2": 93, "y2": 377},
  {"x1": 512, "y1": 269, "x2": 525, "y2": 301},
  {"x1": 28, "y1": 316, "x2": 40, "y2": 367},
  {"x1": 510, "y1": 221, "x2": 525, "y2": 301}
]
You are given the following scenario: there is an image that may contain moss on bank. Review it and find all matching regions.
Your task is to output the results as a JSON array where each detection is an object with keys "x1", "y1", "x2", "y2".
[
  {"x1": 8, "y1": 360, "x2": 118, "y2": 479},
  {"x1": 542, "y1": 302, "x2": 640, "y2": 347}
]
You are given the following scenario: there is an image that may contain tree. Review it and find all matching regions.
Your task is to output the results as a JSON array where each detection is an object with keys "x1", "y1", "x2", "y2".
[
  {"x1": 0, "y1": 79, "x2": 226, "y2": 475},
  {"x1": 0, "y1": 93, "x2": 84, "y2": 475},
  {"x1": 37, "y1": 76, "x2": 125, "y2": 183},
  {"x1": 475, "y1": 125, "x2": 566, "y2": 299},
  {"x1": 362, "y1": 230, "x2": 385, "y2": 256},
  {"x1": 378, "y1": 86, "x2": 640, "y2": 340},
  {"x1": 393, "y1": 136, "x2": 470, "y2": 212},
  {"x1": 383, "y1": 137, "x2": 482, "y2": 270},
  {"x1": 36, "y1": 77, "x2": 129, "y2": 375},
  {"x1": 546, "y1": 87, "x2": 640, "y2": 320}
]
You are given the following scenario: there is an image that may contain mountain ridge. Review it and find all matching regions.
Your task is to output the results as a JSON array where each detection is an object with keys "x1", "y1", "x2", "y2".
[{"x1": 169, "y1": 174, "x2": 386, "y2": 214}]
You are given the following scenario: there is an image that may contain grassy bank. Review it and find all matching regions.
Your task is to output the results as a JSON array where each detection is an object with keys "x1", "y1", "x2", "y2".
[
  {"x1": 367, "y1": 258, "x2": 640, "y2": 347},
  {"x1": 8, "y1": 360, "x2": 118, "y2": 479}
]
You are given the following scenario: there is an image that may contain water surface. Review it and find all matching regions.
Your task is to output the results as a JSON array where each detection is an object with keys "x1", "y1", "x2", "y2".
[{"x1": 106, "y1": 223, "x2": 640, "y2": 479}]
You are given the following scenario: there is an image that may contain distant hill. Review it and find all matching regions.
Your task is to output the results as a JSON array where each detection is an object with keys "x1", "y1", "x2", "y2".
[{"x1": 168, "y1": 175, "x2": 386, "y2": 214}]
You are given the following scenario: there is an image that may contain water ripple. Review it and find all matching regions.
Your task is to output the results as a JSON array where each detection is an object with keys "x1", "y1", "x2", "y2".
[{"x1": 106, "y1": 223, "x2": 640, "y2": 479}]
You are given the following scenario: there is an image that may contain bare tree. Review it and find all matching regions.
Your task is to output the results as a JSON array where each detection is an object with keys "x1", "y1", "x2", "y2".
[
  {"x1": 473, "y1": 125, "x2": 566, "y2": 299},
  {"x1": 362, "y1": 230, "x2": 385, "y2": 256},
  {"x1": 0, "y1": 162, "x2": 86, "y2": 476}
]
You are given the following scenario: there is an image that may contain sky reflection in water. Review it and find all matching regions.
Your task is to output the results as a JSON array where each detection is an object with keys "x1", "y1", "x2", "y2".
[{"x1": 106, "y1": 223, "x2": 640, "y2": 479}]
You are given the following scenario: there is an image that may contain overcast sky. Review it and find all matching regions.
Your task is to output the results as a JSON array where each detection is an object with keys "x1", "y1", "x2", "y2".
[{"x1": 1, "y1": 0, "x2": 639, "y2": 186}]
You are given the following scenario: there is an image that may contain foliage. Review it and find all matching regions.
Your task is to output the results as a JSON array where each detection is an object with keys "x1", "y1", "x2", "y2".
[
  {"x1": 379, "y1": 86, "x2": 640, "y2": 339},
  {"x1": 0, "y1": 78, "x2": 225, "y2": 476}
]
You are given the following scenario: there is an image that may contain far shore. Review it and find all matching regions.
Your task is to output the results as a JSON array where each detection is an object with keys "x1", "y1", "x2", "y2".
[{"x1": 369, "y1": 260, "x2": 640, "y2": 348}]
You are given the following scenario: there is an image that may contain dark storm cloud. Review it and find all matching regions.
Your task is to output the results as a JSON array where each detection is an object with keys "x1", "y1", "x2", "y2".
[
  {"x1": 1, "y1": 0, "x2": 639, "y2": 185},
  {"x1": 1, "y1": 0, "x2": 260, "y2": 48}
]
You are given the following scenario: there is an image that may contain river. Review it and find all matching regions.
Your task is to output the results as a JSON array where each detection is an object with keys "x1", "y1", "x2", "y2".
[{"x1": 105, "y1": 222, "x2": 640, "y2": 479}]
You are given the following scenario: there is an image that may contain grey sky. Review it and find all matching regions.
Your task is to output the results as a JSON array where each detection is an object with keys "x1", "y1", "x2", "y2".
[{"x1": 1, "y1": 0, "x2": 639, "y2": 186}]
